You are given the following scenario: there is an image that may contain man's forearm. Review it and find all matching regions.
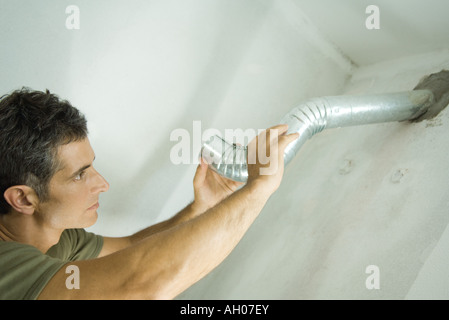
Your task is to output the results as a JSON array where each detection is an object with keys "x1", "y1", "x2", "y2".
[
  {"x1": 78, "y1": 182, "x2": 270, "y2": 299},
  {"x1": 128, "y1": 202, "x2": 203, "y2": 244}
]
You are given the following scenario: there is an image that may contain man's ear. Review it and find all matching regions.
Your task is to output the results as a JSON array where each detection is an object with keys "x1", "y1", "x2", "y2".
[{"x1": 3, "y1": 186, "x2": 39, "y2": 215}]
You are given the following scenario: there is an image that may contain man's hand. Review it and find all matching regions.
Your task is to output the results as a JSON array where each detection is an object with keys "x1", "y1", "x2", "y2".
[
  {"x1": 246, "y1": 124, "x2": 299, "y2": 196},
  {"x1": 192, "y1": 158, "x2": 244, "y2": 213},
  {"x1": 193, "y1": 124, "x2": 299, "y2": 212}
]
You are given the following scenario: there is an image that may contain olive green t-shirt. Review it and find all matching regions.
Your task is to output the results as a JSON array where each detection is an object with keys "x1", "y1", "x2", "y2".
[{"x1": 0, "y1": 229, "x2": 103, "y2": 300}]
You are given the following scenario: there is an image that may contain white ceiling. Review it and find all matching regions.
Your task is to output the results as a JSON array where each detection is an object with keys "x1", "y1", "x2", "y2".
[{"x1": 293, "y1": 0, "x2": 449, "y2": 66}]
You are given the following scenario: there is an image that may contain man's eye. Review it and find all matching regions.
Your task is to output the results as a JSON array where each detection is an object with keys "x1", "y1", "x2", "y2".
[{"x1": 74, "y1": 171, "x2": 86, "y2": 181}]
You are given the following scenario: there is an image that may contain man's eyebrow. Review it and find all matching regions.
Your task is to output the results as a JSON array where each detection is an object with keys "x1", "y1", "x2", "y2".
[
  {"x1": 70, "y1": 164, "x2": 91, "y2": 178},
  {"x1": 69, "y1": 156, "x2": 96, "y2": 178}
]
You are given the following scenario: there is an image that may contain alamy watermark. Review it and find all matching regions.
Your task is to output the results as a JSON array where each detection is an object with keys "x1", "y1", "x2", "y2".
[
  {"x1": 64, "y1": 4, "x2": 379, "y2": 31},
  {"x1": 365, "y1": 5, "x2": 380, "y2": 30},
  {"x1": 65, "y1": 265, "x2": 80, "y2": 290},
  {"x1": 169, "y1": 121, "x2": 281, "y2": 175},
  {"x1": 169, "y1": 121, "x2": 257, "y2": 165},
  {"x1": 65, "y1": 5, "x2": 80, "y2": 30},
  {"x1": 365, "y1": 265, "x2": 380, "y2": 290}
]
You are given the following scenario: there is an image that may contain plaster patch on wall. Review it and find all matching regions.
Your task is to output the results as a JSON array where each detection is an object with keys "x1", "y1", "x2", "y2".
[{"x1": 412, "y1": 70, "x2": 449, "y2": 122}]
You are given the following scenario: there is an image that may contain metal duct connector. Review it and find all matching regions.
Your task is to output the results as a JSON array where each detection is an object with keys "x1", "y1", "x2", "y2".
[{"x1": 200, "y1": 90, "x2": 435, "y2": 182}]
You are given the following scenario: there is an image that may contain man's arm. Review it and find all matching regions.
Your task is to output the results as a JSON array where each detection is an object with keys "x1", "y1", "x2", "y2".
[
  {"x1": 38, "y1": 124, "x2": 298, "y2": 300},
  {"x1": 98, "y1": 202, "x2": 201, "y2": 257},
  {"x1": 38, "y1": 182, "x2": 270, "y2": 299}
]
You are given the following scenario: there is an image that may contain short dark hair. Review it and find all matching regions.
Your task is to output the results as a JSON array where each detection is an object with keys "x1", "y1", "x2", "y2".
[{"x1": 0, "y1": 88, "x2": 88, "y2": 214}]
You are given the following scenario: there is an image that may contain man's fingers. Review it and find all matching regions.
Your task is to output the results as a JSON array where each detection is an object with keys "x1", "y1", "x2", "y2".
[
  {"x1": 279, "y1": 132, "x2": 299, "y2": 150},
  {"x1": 267, "y1": 123, "x2": 289, "y2": 133},
  {"x1": 265, "y1": 124, "x2": 289, "y2": 141},
  {"x1": 266, "y1": 124, "x2": 299, "y2": 148},
  {"x1": 252, "y1": 124, "x2": 299, "y2": 153},
  {"x1": 274, "y1": 123, "x2": 289, "y2": 136}
]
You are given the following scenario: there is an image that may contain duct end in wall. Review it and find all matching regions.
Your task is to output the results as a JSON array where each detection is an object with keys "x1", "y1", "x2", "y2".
[{"x1": 411, "y1": 70, "x2": 449, "y2": 122}]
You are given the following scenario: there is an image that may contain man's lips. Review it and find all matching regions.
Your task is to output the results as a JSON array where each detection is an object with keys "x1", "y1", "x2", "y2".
[{"x1": 87, "y1": 202, "x2": 99, "y2": 211}]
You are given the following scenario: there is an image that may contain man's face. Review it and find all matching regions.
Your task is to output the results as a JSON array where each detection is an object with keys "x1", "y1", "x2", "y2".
[{"x1": 36, "y1": 138, "x2": 109, "y2": 230}]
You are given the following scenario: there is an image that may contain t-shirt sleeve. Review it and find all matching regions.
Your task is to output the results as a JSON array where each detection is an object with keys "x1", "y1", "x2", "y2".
[
  {"x1": 0, "y1": 242, "x2": 66, "y2": 300},
  {"x1": 46, "y1": 229, "x2": 104, "y2": 261},
  {"x1": 0, "y1": 229, "x2": 103, "y2": 300}
]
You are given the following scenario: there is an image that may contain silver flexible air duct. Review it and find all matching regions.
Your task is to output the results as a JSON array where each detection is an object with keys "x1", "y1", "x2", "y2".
[{"x1": 200, "y1": 90, "x2": 435, "y2": 182}]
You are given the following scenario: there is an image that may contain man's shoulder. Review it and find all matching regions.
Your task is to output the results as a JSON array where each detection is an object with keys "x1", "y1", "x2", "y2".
[
  {"x1": 47, "y1": 228, "x2": 104, "y2": 261},
  {"x1": 0, "y1": 239, "x2": 40, "y2": 254},
  {"x1": 0, "y1": 240, "x2": 66, "y2": 300}
]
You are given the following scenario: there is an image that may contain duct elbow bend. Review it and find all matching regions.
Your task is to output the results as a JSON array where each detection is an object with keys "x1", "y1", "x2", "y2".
[
  {"x1": 200, "y1": 135, "x2": 249, "y2": 183},
  {"x1": 199, "y1": 100, "x2": 323, "y2": 183},
  {"x1": 279, "y1": 98, "x2": 330, "y2": 165}
]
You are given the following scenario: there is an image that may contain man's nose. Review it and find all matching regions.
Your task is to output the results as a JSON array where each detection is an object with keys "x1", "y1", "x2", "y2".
[{"x1": 91, "y1": 168, "x2": 110, "y2": 193}]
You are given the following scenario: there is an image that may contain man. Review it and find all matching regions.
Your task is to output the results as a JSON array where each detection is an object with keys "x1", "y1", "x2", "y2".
[{"x1": 0, "y1": 88, "x2": 298, "y2": 300}]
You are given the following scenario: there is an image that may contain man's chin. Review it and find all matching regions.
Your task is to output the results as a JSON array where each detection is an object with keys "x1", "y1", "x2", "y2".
[{"x1": 80, "y1": 210, "x2": 98, "y2": 229}]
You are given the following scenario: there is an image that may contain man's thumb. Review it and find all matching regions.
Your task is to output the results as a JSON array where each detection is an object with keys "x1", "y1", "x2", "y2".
[{"x1": 193, "y1": 158, "x2": 208, "y2": 187}]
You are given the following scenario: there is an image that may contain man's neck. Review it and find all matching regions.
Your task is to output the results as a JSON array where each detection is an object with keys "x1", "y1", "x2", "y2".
[{"x1": 0, "y1": 212, "x2": 63, "y2": 253}]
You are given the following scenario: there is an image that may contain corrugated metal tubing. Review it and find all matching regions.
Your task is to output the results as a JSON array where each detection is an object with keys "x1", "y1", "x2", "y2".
[{"x1": 200, "y1": 90, "x2": 435, "y2": 182}]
